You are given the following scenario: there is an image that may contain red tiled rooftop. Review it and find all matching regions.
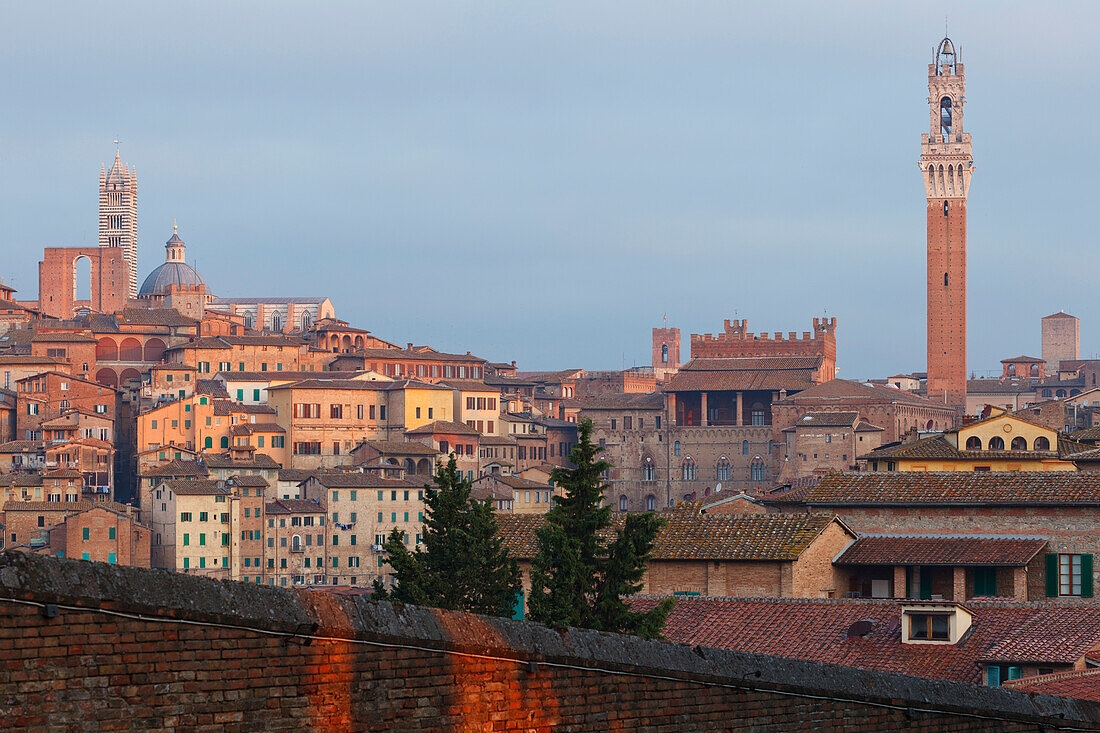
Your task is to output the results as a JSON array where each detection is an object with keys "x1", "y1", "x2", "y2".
[
  {"x1": 834, "y1": 535, "x2": 1048, "y2": 567},
  {"x1": 1004, "y1": 668, "x2": 1100, "y2": 702},
  {"x1": 632, "y1": 596, "x2": 1100, "y2": 685}
]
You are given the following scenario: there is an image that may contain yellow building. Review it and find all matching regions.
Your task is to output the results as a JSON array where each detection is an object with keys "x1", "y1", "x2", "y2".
[
  {"x1": 442, "y1": 379, "x2": 502, "y2": 436},
  {"x1": 863, "y1": 411, "x2": 1079, "y2": 472},
  {"x1": 149, "y1": 479, "x2": 232, "y2": 577},
  {"x1": 136, "y1": 391, "x2": 281, "y2": 459},
  {"x1": 471, "y1": 474, "x2": 560, "y2": 514},
  {"x1": 268, "y1": 377, "x2": 455, "y2": 470}
]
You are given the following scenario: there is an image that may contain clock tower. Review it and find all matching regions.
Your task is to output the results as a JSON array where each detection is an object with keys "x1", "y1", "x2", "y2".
[{"x1": 920, "y1": 37, "x2": 973, "y2": 411}]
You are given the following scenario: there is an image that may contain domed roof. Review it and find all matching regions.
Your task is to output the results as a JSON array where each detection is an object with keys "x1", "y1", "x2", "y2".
[
  {"x1": 138, "y1": 225, "x2": 208, "y2": 296},
  {"x1": 138, "y1": 261, "x2": 207, "y2": 296}
]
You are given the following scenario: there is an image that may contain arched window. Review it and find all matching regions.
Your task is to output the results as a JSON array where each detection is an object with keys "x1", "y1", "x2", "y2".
[
  {"x1": 661, "y1": 344, "x2": 668, "y2": 364},
  {"x1": 1057, "y1": 389, "x2": 1067, "y2": 399},
  {"x1": 741, "y1": 440, "x2": 749, "y2": 455},
  {"x1": 750, "y1": 457, "x2": 766, "y2": 482},
  {"x1": 301, "y1": 312, "x2": 312, "y2": 331},
  {"x1": 1071, "y1": 389, "x2": 1082, "y2": 397},
  {"x1": 673, "y1": 441, "x2": 681, "y2": 457},
  {"x1": 618, "y1": 495, "x2": 628, "y2": 512},
  {"x1": 291, "y1": 535, "x2": 302, "y2": 552},
  {"x1": 59, "y1": 400, "x2": 69, "y2": 412},
  {"x1": 681, "y1": 458, "x2": 696, "y2": 481},
  {"x1": 988, "y1": 436, "x2": 1005, "y2": 451},
  {"x1": 220, "y1": 436, "x2": 229, "y2": 449},
  {"x1": 271, "y1": 314, "x2": 282, "y2": 333},
  {"x1": 944, "y1": 272, "x2": 949, "y2": 286},
  {"x1": 716, "y1": 457, "x2": 730, "y2": 481},
  {"x1": 965, "y1": 436, "x2": 982, "y2": 450},
  {"x1": 204, "y1": 437, "x2": 212, "y2": 449},
  {"x1": 1034, "y1": 436, "x2": 1051, "y2": 451},
  {"x1": 244, "y1": 315, "x2": 253, "y2": 329},
  {"x1": 940, "y1": 96, "x2": 952, "y2": 138},
  {"x1": 641, "y1": 455, "x2": 655, "y2": 481},
  {"x1": 1030, "y1": 364, "x2": 1039, "y2": 376},
  {"x1": 1006, "y1": 364, "x2": 1016, "y2": 376},
  {"x1": 646, "y1": 495, "x2": 657, "y2": 512},
  {"x1": 1042, "y1": 389, "x2": 1053, "y2": 398},
  {"x1": 1010, "y1": 437, "x2": 1027, "y2": 451}
]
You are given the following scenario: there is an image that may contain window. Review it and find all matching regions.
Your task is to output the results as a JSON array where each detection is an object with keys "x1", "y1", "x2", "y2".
[
  {"x1": 973, "y1": 567, "x2": 997, "y2": 597},
  {"x1": 750, "y1": 457, "x2": 766, "y2": 482},
  {"x1": 1034, "y1": 436, "x2": 1050, "y2": 451},
  {"x1": 987, "y1": 436, "x2": 1005, "y2": 451},
  {"x1": 681, "y1": 458, "x2": 696, "y2": 481},
  {"x1": 716, "y1": 457, "x2": 730, "y2": 481},
  {"x1": 618, "y1": 495, "x2": 628, "y2": 512},
  {"x1": 82, "y1": 527, "x2": 89, "y2": 541},
  {"x1": 661, "y1": 344, "x2": 668, "y2": 363},
  {"x1": 1057, "y1": 554, "x2": 1089, "y2": 596},
  {"x1": 331, "y1": 404, "x2": 343, "y2": 419},
  {"x1": 642, "y1": 457, "x2": 655, "y2": 482},
  {"x1": 1010, "y1": 437, "x2": 1027, "y2": 451},
  {"x1": 646, "y1": 495, "x2": 657, "y2": 512},
  {"x1": 673, "y1": 441, "x2": 680, "y2": 457},
  {"x1": 965, "y1": 436, "x2": 981, "y2": 450},
  {"x1": 741, "y1": 440, "x2": 749, "y2": 455},
  {"x1": 909, "y1": 613, "x2": 950, "y2": 640}
]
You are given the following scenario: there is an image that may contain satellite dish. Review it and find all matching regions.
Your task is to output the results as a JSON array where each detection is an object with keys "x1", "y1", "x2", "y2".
[
  {"x1": 715, "y1": 483, "x2": 722, "y2": 492},
  {"x1": 846, "y1": 620, "x2": 875, "y2": 639}
]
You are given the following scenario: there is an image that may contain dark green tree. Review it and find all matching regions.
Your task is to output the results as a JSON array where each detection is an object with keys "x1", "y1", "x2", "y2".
[
  {"x1": 372, "y1": 455, "x2": 520, "y2": 617},
  {"x1": 527, "y1": 419, "x2": 674, "y2": 638}
]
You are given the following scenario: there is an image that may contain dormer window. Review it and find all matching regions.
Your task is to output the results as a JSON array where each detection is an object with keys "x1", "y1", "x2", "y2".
[
  {"x1": 909, "y1": 613, "x2": 950, "y2": 640},
  {"x1": 901, "y1": 603, "x2": 972, "y2": 645}
]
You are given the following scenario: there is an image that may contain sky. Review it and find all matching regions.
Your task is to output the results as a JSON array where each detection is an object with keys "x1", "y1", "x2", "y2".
[{"x1": 1, "y1": 2, "x2": 1098, "y2": 378}]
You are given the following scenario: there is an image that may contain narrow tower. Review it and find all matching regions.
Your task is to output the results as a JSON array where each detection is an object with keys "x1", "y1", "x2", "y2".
[
  {"x1": 99, "y1": 148, "x2": 138, "y2": 299},
  {"x1": 920, "y1": 37, "x2": 973, "y2": 410}
]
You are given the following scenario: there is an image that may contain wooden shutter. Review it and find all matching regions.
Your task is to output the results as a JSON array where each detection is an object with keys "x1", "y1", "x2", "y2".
[
  {"x1": 1045, "y1": 553, "x2": 1058, "y2": 597},
  {"x1": 1082, "y1": 554, "x2": 1094, "y2": 598}
]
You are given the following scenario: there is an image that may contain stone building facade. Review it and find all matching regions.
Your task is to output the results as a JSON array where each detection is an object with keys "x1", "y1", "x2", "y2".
[
  {"x1": 1042, "y1": 311, "x2": 1080, "y2": 373},
  {"x1": 651, "y1": 327, "x2": 680, "y2": 382},
  {"x1": 36, "y1": 246, "x2": 128, "y2": 319}
]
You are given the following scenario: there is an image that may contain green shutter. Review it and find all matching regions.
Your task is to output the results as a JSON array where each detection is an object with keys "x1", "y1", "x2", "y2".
[
  {"x1": 919, "y1": 567, "x2": 933, "y2": 600},
  {"x1": 511, "y1": 590, "x2": 525, "y2": 620},
  {"x1": 1082, "y1": 554, "x2": 1094, "y2": 598},
  {"x1": 1045, "y1": 553, "x2": 1058, "y2": 597},
  {"x1": 986, "y1": 665, "x2": 1000, "y2": 687}
]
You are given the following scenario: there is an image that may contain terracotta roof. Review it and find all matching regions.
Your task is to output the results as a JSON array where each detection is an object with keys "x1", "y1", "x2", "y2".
[
  {"x1": 795, "y1": 472, "x2": 1100, "y2": 506},
  {"x1": 354, "y1": 440, "x2": 439, "y2": 456},
  {"x1": 474, "y1": 474, "x2": 552, "y2": 491},
  {"x1": 353, "y1": 346, "x2": 486, "y2": 364},
  {"x1": 228, "y1": 422, "x2": 285, "y2": 436},
  {"x1": 667, "y1": 357, "x2": 820, "y2": 393},
  {"x1": 479, "y1": 435, "x2": 517, "y2": 446},
  {"x1": 633, "y1": 596, "x2": 1100, "y2": 685},
  {"x1": 196, "y1": 379, "x2": 229, "y2": 398},
  {"x1": 277, "y1": 469, "x2": 316, "y2": 482},
  {"x1": 438, "y1": 379, "x2": 496, "y2": 392},
  {"x1": 163, "y1": 480, "x2": 228, "y2": 496},
  {"x1": 308, "y1": 473, "x2": 417, "y2": 489},
  {"x1": 1044, "y1": 311, "x2": 1079, "y2": 321},
  {"x1": 0, "y1": 441, "x2": 45, "y2": 454},
  {"x1": 777, "y1": 378, "x2": 949, "y2": 408},
  {"x1": 42, "y1": 468, "x2": 82, "y2": 479},
  {"x1": 202, "y1": 453, "x2": 280, "y2": 469},
  {"x1": 1070, "y1": 427, "x2": 1100, "y2": 443},
  {"x1": 141, "y1": 460, "x2": 209, "y2": 478},
  {"x1": 117, "y1": 308, "x2": 198, "y2": 327},
  {"x1": 980, "y1": 609, "x2": 1100, "y2": 664},
  {"x1": 227, "y1": 474, "x2": 269, "y2": 487},
  {"x1": 211, "y1": 400, "x2": 276, "y2": 416},
  {"x1": 1004, "y1": 668, "x2": 1100, "y2": 701},
  {"x1": 405, "y1": 420, "x2": 479, "y2": 436},
  {"x1": 4, "y1": 500, "x2": 92, "y2": 512},
  {"x1": 793, "y1": 412, "x2": 859, "y2": 428},
  {"x1": 1001, "y1": 355, "x2": 1045, "y2": 363},
  {"x1": 833, "y1": 534, "x2": 1048, "y2": 567},
  {"x1": 966, "y1": 379, "x2": 1036, "y2": 395},
  {"x1": 217, "y1": 370, "x2": 364, "y2": 382},
  {"x1": 496, "y1": 512, "x2": 843, "y2": 561},
  {"x1": 267, "y1": 378, "x2": 449, "y2": 392},
  {"x1": 0, "y1": 355, "x2": 66, "y2": 365},
  {"x1": 576, "y1": 393, "x2": 666, "y2": 410},
  {"x1": 0, "y1": 472, "x2": 43, "y2": 487},
  {"x1": 265, "y1": 498, "x2": 325, "y2": 514},
  {"x1": 30, "y1": 332, "x2": 97, "y2": 343}
]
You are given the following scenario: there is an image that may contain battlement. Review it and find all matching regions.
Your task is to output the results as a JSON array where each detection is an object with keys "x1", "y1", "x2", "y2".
[
  {"x1": 694, "y1": 318, "x2": 838, "y2": 345},
  {"x1": 690, "y1": 317, "x2": 838, "y2": 383}
]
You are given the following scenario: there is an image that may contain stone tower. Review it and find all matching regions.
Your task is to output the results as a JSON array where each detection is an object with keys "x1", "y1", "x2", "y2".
[
  {"x1": 652, "y1": 326, "x2": 681, "y2": 382},
  {"x1": 1042, "y1": 311, "x2": 1080, "y2": 372},
  {"x1": 99, "y1": 149, "x2": 138, "y2": 299},
  {"x1": 920, "y1": 37, "x2": 973, "y2": 409}
]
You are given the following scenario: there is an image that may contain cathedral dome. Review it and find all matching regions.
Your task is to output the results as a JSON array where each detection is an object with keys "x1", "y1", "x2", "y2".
[{"x1": 138, "y1": 225, "x2": 208, "y2": 296}]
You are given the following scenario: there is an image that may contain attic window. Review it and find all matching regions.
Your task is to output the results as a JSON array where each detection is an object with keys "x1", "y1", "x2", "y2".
[{"x1": 909, "y1": 613, "x2": 950, "y2": 640}]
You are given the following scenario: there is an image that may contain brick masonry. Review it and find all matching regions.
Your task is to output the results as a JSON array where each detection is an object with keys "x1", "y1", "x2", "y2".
[{"x1": 0, "y1": 553, "x2": 1097, "y2": 731}]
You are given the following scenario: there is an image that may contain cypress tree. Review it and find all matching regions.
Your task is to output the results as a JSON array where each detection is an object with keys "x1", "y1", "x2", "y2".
[
  {"x1": 527, "y1": 419, "x2": 673, "y2": 638},
  {"x1": 372, "y1": 455, "x2": 520, "y2": 617}
]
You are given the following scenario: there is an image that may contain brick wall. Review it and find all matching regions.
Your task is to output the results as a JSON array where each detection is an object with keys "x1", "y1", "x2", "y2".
[{"x1": 0, "y1": 553, "x2": 1098, "y2": 731}]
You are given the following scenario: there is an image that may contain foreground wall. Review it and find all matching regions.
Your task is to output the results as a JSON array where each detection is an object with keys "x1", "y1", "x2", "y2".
[{"x1": 0, "y1": 554, "x2": 1097, "y2": 732}]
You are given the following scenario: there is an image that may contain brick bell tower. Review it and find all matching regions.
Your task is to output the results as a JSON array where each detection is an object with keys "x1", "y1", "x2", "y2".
[{"x1": 920, "y1": 36, "x2": 973, "y2": 410}]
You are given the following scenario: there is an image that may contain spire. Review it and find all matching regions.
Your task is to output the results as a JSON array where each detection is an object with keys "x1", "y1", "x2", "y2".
[
  {"x1": 165, "y1": 223, "x2": 185, "y2": 262},
  {"x1": 106, "y1": 147, "x2": 126, "y2": 183}
]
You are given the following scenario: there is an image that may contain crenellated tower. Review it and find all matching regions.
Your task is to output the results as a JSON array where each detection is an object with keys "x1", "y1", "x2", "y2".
[
  {"x1": 920, "y1": 37, "x2": 973, "y2": 410},
  {"x1": 99, "y1": 148, "x2": 138, "y2": 299}
]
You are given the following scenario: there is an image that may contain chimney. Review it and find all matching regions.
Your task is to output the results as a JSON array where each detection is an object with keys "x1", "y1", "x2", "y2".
[
  {"x1": 126, "y1": 503, "x2": 133, "y2": 516},
  {"x1": 407, "y1": 343, "x2": 413, "y2": 350}
]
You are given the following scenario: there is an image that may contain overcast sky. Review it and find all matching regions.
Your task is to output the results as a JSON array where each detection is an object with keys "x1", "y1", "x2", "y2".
[{"x1": 1, "y1": 2, "x2": 1098, "y2": 377}]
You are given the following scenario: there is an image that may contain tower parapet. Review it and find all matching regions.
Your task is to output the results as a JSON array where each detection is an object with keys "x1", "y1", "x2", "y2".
[{"x1": 690, "y1": 317, "x2": 838, "y2": 383}]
